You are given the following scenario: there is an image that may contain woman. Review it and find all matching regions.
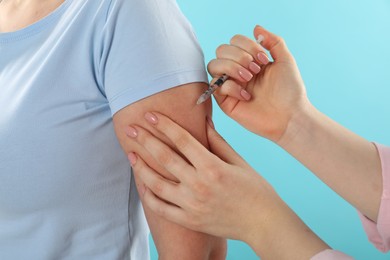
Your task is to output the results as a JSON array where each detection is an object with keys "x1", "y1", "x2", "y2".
[
  {"x1": 126, "y1": 25, "x2": 389, "y2": 259},
  {"x1": 0, "y1": 0, "x2": 226, "y2": 259}
]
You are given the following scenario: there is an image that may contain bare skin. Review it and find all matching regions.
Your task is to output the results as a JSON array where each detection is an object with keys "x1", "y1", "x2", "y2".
[
  {"x1": 127, "y1": 112, "x2": 330, "y2": 260},
  {"x1": 0, "y1": 1, "x2": 226, "y2": 258},
  {"x1": 127, "y1": 25, "x2": 383, "y2": 259},
  {"x1": 208, "y1": 25, "x2": 382, "y2": 222},
  {"x1": 0, "y1": 0, "x2": 65, "y2": 32}
]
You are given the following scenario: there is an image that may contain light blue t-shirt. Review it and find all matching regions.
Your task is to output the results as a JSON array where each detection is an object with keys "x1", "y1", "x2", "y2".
[{"x1": 0, "y1": 0, "x2": 207, "y2": 259}]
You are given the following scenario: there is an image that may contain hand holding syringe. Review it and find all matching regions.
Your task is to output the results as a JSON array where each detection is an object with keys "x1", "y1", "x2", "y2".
[{"x1": 196, "y1": 35, "x2": 265, "y2": 105}]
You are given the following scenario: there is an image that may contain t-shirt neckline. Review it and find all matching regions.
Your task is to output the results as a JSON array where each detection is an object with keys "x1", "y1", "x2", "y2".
[{"x1": 0, "y1": 0, "x2": 73, "y2": 43}]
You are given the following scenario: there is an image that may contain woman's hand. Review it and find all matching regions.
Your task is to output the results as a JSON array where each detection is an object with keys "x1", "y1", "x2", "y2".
[
  {"x1": 208, "y1": 25, "x2": 309, "y2": 143},
  {"x1": 126, "y1": 112, "x2": 278, "y2": 241},
  {"x1": 125, "y1": 112, "x2": 329, "y2": 259}
]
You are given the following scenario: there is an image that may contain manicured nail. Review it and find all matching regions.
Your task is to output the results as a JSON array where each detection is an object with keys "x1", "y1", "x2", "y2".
[
  {"x1": 249, "y1": 62, "x2": 261, "y2": 74},
  {"x1": 128, "y1": 152, "x2": 137, "y2": 166},
  {"x1": 256, "y1": 34, "x2": 265, "y2": 44},
  {"x1": 145, "y1": 112, "x2": 158, "y2": 125},
  {"x1": 125, "y1": 126, "x2": 138, "y2": 138},
  {"x1": 240, "y1": 89, "x2": 251, "y2": 101},
  {"x1": 238, "y1": 69, "x2": 253, "y2": 81},
  {"x1": 206, "y1": 116, "x2": 215, "y2": 129},
  {"x1": 257, "y1": 52, "x2": 269, "y2": 65}
]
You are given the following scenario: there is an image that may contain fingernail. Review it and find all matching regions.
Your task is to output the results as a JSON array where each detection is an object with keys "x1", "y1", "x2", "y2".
[
  {"x1": 238, "y1": 69, "x2": 253, "y2": 81},
  {"x1": 249, "y1": 62, "x2": 261, "y2": 74},
  {"x1": 206, "y1": 116, "x2": 215, "y2": 129},
  {"x1": 128, "y1": 152, "x2": 137, "y2": 166},
  {"x1": 240, "y1": 89, "x2": 251, "y2": 101},
  {"x1": 257, "y1": 52, "x2": 269, "y2": 65},
  {"x1": 145, "y1": 112, "x2": 158, "y2": 125},
  {"x1": 125, "y1": 126, "x2": 138, "y2": 138},
  {"x1": 256, "y1": 34, "x2": 265, "y2": 44}
]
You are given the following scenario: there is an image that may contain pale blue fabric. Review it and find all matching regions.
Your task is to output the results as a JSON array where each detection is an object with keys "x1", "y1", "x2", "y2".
[{"x1": 0, "y1": 0, "x2": 207, "y2": 259}]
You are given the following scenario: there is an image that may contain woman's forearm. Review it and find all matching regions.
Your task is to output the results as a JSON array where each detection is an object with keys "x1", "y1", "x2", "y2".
[
  {"x1": 244, "y1": 198, "x2": 329, "y2": 260},
  {"x1": 278, "y1": 103, "x2": 382, "y2": 221}
]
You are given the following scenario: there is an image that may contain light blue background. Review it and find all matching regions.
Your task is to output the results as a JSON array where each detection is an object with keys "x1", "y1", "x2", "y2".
[{"x1": 150, "y1": 1, "x2": 390, "y2": 259}]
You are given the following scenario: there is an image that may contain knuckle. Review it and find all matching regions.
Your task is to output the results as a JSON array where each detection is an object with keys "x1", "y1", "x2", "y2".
[
  {"x1": 156, "y1": 149, "x2": 173, "y2": 165},
  {"x1": 208, "y1": 166, "x2": 223, "y2": 182},
  {"x1": 154, "y1": 205, "x2": 166, "y2": 218},
  {"x1": 215, "y1": 44, "x2": 228, "y2": 57},
  {"x1": 144, "y1": 192, "x2": 165, "y2": 217},
  {"x1": 151, "y1": 179, "x2": 165, "y2": 196},
  {"x1": 237, "y1": 53, "x2": 254, "y2": 67},
  {"x1": 220, "y1": 65, "x2": 236, "y2": 79},
  {"x1": 207, "y1": 59, "x2": 217, "y2": 74},
  {"x1": 192, "y1": 181, "x2": 210, "y2": 199},
  {"x1": 173, "y1": 133, "x2": 190, "y2": 151},
  {"x1": 230, "y1": 34, "x2": 244, "y2": 44},
  {"x1": 275, "y1": 35, "x2": 285, "y2": 46}
]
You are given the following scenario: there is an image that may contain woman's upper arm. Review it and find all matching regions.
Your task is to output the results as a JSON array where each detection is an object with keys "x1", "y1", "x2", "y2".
[
  {"x1": 112, "y1": 82, "x2": 225, "y2": 259},
  {"x1": 112, "y1": 82, "x2": 211, "y2": 178}
]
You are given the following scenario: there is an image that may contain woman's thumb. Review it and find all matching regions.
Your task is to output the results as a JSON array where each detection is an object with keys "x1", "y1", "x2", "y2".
[
  {"x1": 254, "y1": 25, "x2": 294, "y2": 63},
  {"x1": 206, "y1": 117, "x2": 247, "y2": 167}
]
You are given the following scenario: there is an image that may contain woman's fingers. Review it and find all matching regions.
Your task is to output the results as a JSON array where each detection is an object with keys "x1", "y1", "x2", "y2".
[
  {"x1": 125, "y1": 124, "x2": 194, "y2": 182},
  {"x1": 143, "y1": 112, "x2": 219, "y2": 168},
  {"x1": 133, "y1": 153, "x2": 206, "y2": 232},
  {"x1": 207, "y1": 59, "x2": 253, "y2": 101},
  {"x1": 131, "y1": 152, "x2": 184, "y2": 207},
  {"x1": 207, "y1": 58, "x2": 254, "y2": 83},
  {"x1": 207, "y1": 35, "x2": 269, "y2": 103},
  {"x1": 212, "y1": 78, "x2": 251, "y2": 101},
  {"x1": 142, "y1": 187, "x2": 189, "y2": 228},
  {"x1": 230, "y1": 34, "x2": 270, "y2": 65},
  {"x1": 216, "y1": 44, "x2": 262, "y2": 74}
]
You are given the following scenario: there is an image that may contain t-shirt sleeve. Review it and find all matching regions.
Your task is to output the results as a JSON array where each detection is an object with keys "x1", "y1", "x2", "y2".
[
  {"x1": 100, "y1": 0, "x2": 208, "y2": 115},
  {"x1": 357, "y1": 143, "x2": 390, "y2": 252},
  {"x1": 310, "y1": 249, "x2": 354, "y2": 260}
]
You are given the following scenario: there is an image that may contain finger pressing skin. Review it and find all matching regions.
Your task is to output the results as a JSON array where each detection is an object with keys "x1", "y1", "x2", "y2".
[
  {"x1": 215, "y1": 44, "x2": 261, "y2": 74},
  {"x1": 143, "y1": 112, "x2": 219, "y2": 169},
  {"x1": 129, "y1": 152, "x2": 147, "y2": 196},
  {"x1": 126, "y1": 124, "x2": 194, "y2": 183},
  {"x1": 132, "y1": 153, "x2": 183, "y2": 207},
  {"x1": 125, "y1": 128, "x2": 178, "y2": 182},
  {"x1": 207, "y1": 58, "x2": 253, "y2": 83},
  {"x1": 230, "y1": 34, "x2": 270, "y2": 65},
  {"x1": 142, "y1": 187, "x2": 189, "y2": 228}
]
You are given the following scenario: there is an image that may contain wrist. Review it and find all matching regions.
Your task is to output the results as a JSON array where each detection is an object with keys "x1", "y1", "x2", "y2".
[
  {"x1": 259, "y1": 98, "x2": 314, "y2": 144},
  {"x1": 276, "y1": 100, "x2": 319, "y2": 149}
]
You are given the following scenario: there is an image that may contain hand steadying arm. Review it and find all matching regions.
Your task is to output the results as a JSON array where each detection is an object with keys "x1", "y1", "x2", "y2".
[
  {"x1": 126, "y1": 112, "x2": 330, "y2": 260},
  {"x1": 113, "y1": 83, "x2": 226, "y2": 260}
]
